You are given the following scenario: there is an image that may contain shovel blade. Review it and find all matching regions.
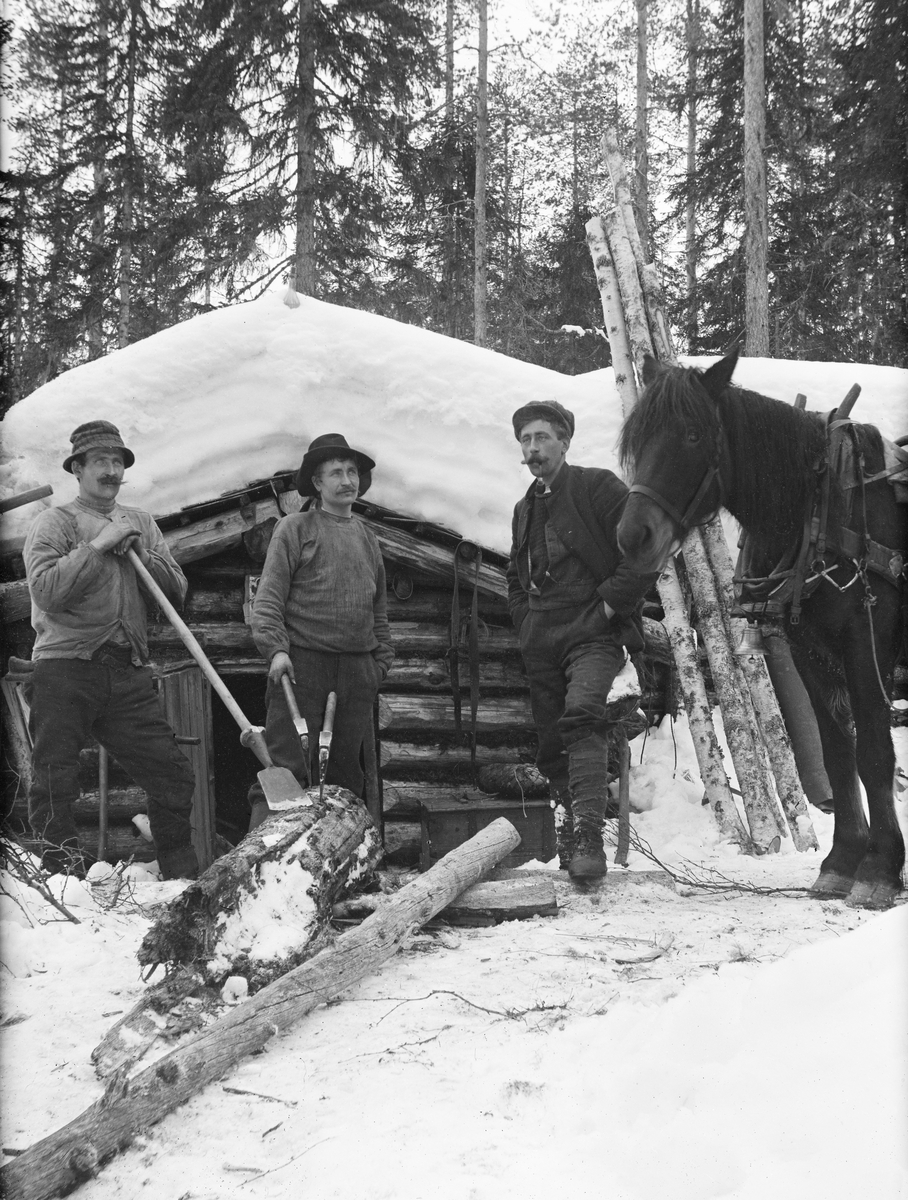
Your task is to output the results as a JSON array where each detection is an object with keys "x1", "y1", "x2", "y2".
[{"x1": 258, "y1": 766, "x2": 312, "y2": 811}]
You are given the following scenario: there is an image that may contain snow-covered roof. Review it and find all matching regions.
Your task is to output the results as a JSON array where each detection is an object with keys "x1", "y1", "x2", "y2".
[{"x1": 2, "y1": 293, "x2": 905, "y2": 555}]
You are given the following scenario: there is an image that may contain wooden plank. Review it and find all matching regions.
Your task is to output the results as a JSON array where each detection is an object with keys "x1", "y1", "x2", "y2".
[
  {"x1": 0, "y1": 677, "x2": 33, "y2": 793},
  {"x1": 440, "y1": 876, "x2": 557, "y2": 925},
  {"x1": 383, "y1": 782, "x2": 492, "y2": 819},
  {"x1": 161, "y1": 498, "x2": 282, "y2": 565},
  {"x1": 159, "y1": 668, "x2": 218, "y2": 872}
]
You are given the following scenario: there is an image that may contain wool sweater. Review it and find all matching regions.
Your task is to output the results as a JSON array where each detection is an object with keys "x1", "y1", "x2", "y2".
[
  {"x1": 251, "y1": 509, "x2": 393, "y2": 674},
  {"x1": 24, "y1": 499, "x2": 187, "y2": 664}
]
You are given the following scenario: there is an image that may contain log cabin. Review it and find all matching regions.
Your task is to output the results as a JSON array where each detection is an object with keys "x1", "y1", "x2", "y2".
[{"x1": 0, "y1": 469, "x2": 675, "y2": 872}]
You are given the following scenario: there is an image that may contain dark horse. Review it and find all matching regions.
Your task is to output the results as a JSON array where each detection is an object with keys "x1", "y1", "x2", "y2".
[{"x1": 617, "y1": 351, "x2": 907, "y2": 909}]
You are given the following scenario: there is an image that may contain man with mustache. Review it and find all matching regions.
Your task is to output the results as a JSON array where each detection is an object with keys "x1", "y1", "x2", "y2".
[
  {"x1": 248, "y1": 434, "x2": 393, "y2": 828},
  {"x1": 22, "y1": 421, "x2": 198, "y2": 879},
  {"x1": 507, "y1": 402, "x2": 659, "y2": 881}
]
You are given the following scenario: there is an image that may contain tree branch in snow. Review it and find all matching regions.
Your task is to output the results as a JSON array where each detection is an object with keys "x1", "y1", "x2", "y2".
[{"x1": 0, "y1": 836, "x2": 81, "y2": 925}]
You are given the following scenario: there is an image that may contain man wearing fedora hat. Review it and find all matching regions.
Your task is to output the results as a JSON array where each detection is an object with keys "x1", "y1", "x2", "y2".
[
  {"x1": 248, "y1": 433, "x2": 393, "y2": 827},
  {"x1": 22, "y1": 421, "x2": 198, "y2": 879},
  {"x1": 507, "y1": 401, "x2": 659, "y2": 882}
]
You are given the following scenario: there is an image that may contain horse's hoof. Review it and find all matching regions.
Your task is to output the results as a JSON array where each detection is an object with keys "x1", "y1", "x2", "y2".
[
  {"x1": 809, "y1": 871, "x2": 853, "y2": 898},
  {"x1": 845, "y1": 881, "x2": 900, "y2": 910}
]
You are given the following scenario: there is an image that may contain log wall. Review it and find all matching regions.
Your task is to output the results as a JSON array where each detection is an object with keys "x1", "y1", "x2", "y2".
[{"x1": 1, "y1": 483, "x2": 673, "y2": 867}]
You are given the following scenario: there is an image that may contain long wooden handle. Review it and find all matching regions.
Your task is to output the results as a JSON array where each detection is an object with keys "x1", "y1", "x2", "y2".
[
  {"x1": 280, "y1": 673, "x2": 303, "y2": 722},
  {"x1": 323, "y1": 691, "x2": 338, "y2": 736},
  {"x1": 126, "y1": 548, "x2": 253, "y2": 737}
]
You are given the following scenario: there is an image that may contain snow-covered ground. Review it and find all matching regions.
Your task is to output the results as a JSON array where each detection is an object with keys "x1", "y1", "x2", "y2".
[{"x1": 2, "y1": 295, "x2": 907, "y2": 1198}]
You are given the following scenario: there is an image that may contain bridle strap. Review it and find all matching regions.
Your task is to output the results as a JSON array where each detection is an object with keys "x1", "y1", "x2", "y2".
[{"x1": 628, "y1": 463, "x2": 722, "y2": 535}]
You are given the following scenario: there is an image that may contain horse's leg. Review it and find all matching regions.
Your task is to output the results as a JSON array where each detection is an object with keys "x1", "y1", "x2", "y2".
[
  {"x1": 842, "y1": 618, "x2": 905, "y2": 910},
  {"x1": 791, "y1": 648, "x2": 870, "y2": 897}
]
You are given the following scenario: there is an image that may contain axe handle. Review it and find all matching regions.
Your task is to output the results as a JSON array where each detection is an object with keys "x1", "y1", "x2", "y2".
[
  {"x1": 323, "y1": 691, "x2": 337, "y2": 736},
  {"x1": 280, "y1": 673, "x2": 304, "y2": 723}
]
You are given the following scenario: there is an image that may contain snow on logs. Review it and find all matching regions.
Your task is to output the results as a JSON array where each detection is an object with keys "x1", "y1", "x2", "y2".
[
  {"x1": 0, "y1": 818, "x2": 522, "y2": 1200},
  {"x1": 92, "y1": 784, "x2": 381, "y2": 1080}
]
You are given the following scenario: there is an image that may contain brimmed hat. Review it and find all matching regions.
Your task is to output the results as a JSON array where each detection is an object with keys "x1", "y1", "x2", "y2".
[
  {"x1": 511, "y1": 400, "x2": 575, "y2": 440},
  {"x1": 63, "y1": 421, "x2": 135, "y2": 473},
  {"x1": 295, "y1": 433, "x2": 376, "y2": 498}
]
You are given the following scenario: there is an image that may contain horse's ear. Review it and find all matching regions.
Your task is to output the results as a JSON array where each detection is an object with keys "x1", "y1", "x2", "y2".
[
  {"x1": 701, "y1": 349, "x2": 739, "y2": 399},
  {"x1": 641, "y1": 355, "x2": 660, "y2": 386}
]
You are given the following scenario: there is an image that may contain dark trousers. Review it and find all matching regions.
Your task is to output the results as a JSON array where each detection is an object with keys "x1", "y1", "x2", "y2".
[
  {"x1": 26, "y1": 656, "x2": 196, "y2": 855},
  {"x1": 249, "y1": 647, "x2": 381, "y2": 805},
  {"x1": 518, "y1": 598, "x2": 626, "y2": 794}
]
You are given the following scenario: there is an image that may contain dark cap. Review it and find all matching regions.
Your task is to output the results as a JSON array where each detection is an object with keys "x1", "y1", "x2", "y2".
[
  {"x1": 63, "y1": 421, "x2": 135, "y2": 473},
  {"x1": 295, "y1": 433, "x2": 376, "y2": 498},
  {"x1": 511, "y1": 400, "x2": 575, "y2": 440}
]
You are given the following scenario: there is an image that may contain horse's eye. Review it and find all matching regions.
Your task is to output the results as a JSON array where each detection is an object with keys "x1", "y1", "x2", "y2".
[{"x1": 686, "y1": 429, "x2": 701, "y2": 444}]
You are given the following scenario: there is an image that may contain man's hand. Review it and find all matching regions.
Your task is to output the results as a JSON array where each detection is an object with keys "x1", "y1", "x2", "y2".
[
  {"x1": 91, "y1": 514, "x2": 143, "y2": 557},
  {"x1": 269, "y1": 651, "x2": 294, "y2": 685}
]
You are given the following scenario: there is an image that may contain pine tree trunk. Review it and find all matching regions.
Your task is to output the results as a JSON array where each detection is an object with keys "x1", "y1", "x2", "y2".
[
  {"x1": 88, "y1": 5, "x2": 108, "y2": 359},
  {"x1": 473, "y1": 0, "x2": 488, "y2": 347},
  {"x1": 117, "y1": 0, "x2": 138, "y2": 350},
  {"x1": 685, "y1": 0, "x2": 699, "y2": 348},
  {"x1": 294, "y1": 0, "x2": 317, "y2": 296},
  {"x1": 635, "y1": 0, "x2": 650, "y2": 254},
  {"x1": 743, "y1": 0, "x2": 770, "y2": 355}
]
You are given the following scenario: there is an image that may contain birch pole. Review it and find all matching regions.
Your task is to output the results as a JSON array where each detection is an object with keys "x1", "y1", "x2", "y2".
[
  {"x1": 597, "y1": 126, "x2": 816, "y2": 852},
  {"x1": 585, "y1": 217, "x2": 637, "y2": 413},
  {"x1": 586, "y1": 217, "x2": 748, "y2": 847}
]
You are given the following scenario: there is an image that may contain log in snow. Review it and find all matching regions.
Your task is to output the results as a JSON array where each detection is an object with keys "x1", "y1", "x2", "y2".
[
  {"x1": 92, "y1": 785, "x2": 382, "y2": 1079},
  {"x1": 0, "y1": 818, "x2": 521, "y2": 1200}
]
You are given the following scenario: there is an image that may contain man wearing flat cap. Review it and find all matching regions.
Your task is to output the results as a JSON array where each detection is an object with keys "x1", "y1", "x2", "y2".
[
  {"x1": 248, "y1": 433, "x2": 393, "y2": 827},
  {"x1": 507, "y1": 401, "x2": 659, "y2": 882},
  {"x1": 22, "y1": 421, "x2": 198, "y2": 879}
]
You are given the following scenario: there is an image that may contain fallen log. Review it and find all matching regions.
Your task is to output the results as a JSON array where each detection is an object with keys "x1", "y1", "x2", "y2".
[
  {"x1": 91, "y1": 785, "x2": 382, "y2": 1080},
  {"x1": 332, "y1": 873, "x2": 557, "y2": 926},
  {"x1": 1, "y1": 818, "x2": 521, "y2": 1200}
]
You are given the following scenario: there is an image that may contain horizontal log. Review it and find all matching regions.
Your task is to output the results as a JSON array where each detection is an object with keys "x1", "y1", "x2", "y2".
[
  {"x1": 378, "y1": 693, "x2": 534, "y2": 734},
  {"x1": 440, "y1": 876, "x2": 557, "y2": 925},
  {"x1": 11, "y1": 825, "x2": 157, "y2": 865},
  {"x1": 380, "y1": 739, "x2": 535, "y2": 776},
  {"x1": 385, "y1": 655, "x2": 528, "y2": 692},
  {"x1": 358, "y1": 516, "x2": 508, "y2": 601},
  {"x1": 384, "y1": 783, "x2": 494, "y2": 819},
  {"x1": 386, "y1": 586, "x2": 509, "y2": 621},
  {"x1": 163, "y1": 498, "x2": 283, "y2": 565},
  {"x1": 476, "y1": 763, "x2": 549, "y2": 798}
]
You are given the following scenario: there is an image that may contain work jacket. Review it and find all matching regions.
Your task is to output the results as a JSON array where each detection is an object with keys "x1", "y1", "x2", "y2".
[{"x1": 507, "y1": 463, "x2": 659, "y2": 652}]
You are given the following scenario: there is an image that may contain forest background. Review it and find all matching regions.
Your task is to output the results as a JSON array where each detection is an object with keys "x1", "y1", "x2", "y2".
[{"x1": 1, "y1": 0, "x2": 905, "y2": 415}]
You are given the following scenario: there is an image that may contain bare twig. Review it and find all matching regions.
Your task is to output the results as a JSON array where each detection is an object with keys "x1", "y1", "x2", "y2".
[
  {"x1": 602, "y1": 821, "x2": 813, "y2": 896},
  {"x1": 0, "y1": 836, "x2": 81, "y2": 924}
]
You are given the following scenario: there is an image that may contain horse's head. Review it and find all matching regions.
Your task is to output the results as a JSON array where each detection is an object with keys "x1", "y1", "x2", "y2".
[{"x1": 616, "y1": 352, "x2": 738, "y2": 573}]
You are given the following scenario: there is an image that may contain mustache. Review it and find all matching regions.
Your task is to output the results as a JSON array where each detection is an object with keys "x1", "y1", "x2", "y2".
[{"x1": 98, "y1": 476, "x2": 121, "y2": 485}]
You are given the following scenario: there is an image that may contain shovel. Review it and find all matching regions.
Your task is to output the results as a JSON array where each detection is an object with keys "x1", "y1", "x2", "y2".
[
  {"x1": 126, "y1": 548, "x2": 309, "y2": 812},
  {"x1": 280, "y1": 673, "x2": 311, "y2": 788}
]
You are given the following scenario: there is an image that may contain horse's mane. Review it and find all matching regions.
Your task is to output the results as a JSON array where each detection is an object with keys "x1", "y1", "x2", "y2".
[{"x1": 619, "y1": 363, "x2": 885, "y2": 550}]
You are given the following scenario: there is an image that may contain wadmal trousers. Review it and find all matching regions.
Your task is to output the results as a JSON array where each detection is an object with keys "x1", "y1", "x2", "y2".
[
  {"x1": 27, "y1": 655, "x2": 196, "y2": 857},
  {"x1": 518, "y1": 597, "x2": 626, "y2": 808},
  {"x1": 248, "y1": 647, "x2": 381, "y2": 807}
]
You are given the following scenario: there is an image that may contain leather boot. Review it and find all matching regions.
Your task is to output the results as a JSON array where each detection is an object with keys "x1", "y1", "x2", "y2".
[
  {"x1": 567, "y1": 732, "x2": 609, "y2": 882},
  {"x1": 551, "y1": 788, "x2": 575, "y2": 870}
]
